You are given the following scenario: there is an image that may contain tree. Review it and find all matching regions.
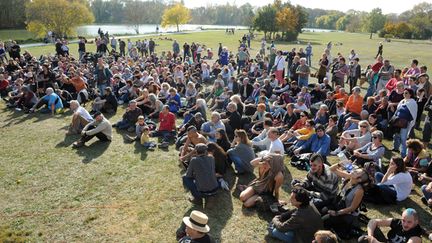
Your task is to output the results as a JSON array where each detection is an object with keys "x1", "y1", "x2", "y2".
[
  {"x1": 276, "y1": 6, "x2": 298, "y2": 40},
  {"x1": 253, "y1": 4, "x2": 277, "y2": 39},
  {"x1": 124, "y1": 0, "x2": 148, "y2": 34},
  {"x1": 0, "y1": 0, "x2": 29, "y2": 29},
  {"x1": 364, "y1": 8, "x2": 386, "y2": 39},
  {"x1": 26, "y1": 0, "x2": 94, "y2": 37},
  {"x1": 161, "y1": 3, "x2": 191, "y2": 32},
  {"x1": 335, "y1": 15, "x2": 350, "y2": 31}
]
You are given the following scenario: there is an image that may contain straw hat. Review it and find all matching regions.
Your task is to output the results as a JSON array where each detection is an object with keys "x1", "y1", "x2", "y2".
[{"x1": 182, "y1": 210, "x2": 210, "y2": 233}]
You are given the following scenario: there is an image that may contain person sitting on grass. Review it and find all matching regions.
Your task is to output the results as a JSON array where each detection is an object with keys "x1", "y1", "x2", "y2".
[
  {"x1": 29, "y1": 87, "x2": 63, "y2": 115},
  {"x1": 238, "y1": 153, "x2": 285, "y2": 208},
  {"x1": 358, "y1": 208, "x2": 424, "y2": 243},
  {"x1": 227, "y1": 129, "x2": 256, "y2": 175},
  {"x1": 72, "y1": 111, "x2": 112, "y2": 148},
  {"x1": 182, "y1": 143, "x2": 219, "y2": 205},
  {"x1": 256, "y1": 127, "x2": 284, "y2": 156},
  {"x1": 177, "y1": 210, "x2": 215, "y2": 243},
  {"x1": 323, "y1": 164, "x2": 371, "y2": 239},
  {"x1": 112, "y1": 100, "x2": 142, "y2": 132},
  {"x1": 251, "y1": 119, "x2": 273, "y2": 151},
  {"x1": 200, "y1": 112, "x2": 225, "y2": 143},
  {"x1": 313, "y1": 230, "x2": 338, "y2": 243},
  {"x1": 331, "y1": 120, "x2": 371, "y2": 155},
  {"x1": 67, "y1": 100, "x2": 93, "y2": 135},
  {"x1": 150, "y1": 105, "x2": 176, "y2": 148},
  {"x1": 179, "y1": 126, "x2": 208, "y2": 167},
  {"x1": 269, "y1": 188, "x2": 323, "y2": 243},
  {"x1": 91, "y1": 87, "x2": 118, "y2": 114},
  {"x1": 124, "y1": 115, "x2": 154, "y2": 146},
  {"x1": 293, "y1": 124, "x2": 331, "y2": 158},
  {"x1": 291, "y1": 153, "x2": 339, "y2": 211},
  {"x1": 404, "y1": 139, "x2": 431, "y2": 178},
  {"x1": 368, "y1": 157, "x2": 413, "y2": 204}
]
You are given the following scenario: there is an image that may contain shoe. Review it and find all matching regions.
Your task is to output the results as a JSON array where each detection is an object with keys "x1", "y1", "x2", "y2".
[
  {"x1": 72, "y1": 141, "x2": 84, "y2": 148},
  {"x1": 158, "y1": 142, "x2": 169, "y2": 149},
  {"x1": 112, "y1": 123, "x2": 118, "y2": 128},
  {"x1": 125, "y1": 135, "x2": 136, "y2": 142},
  {"x1": 127, "y1": 126, "x2": 135, "y2": 133},
  {"x1": 219, "y1": 178, "x2": 229, "y2": 191},
  {"x1": 118, "y1": 100, "x2": 124, "y2": 105},
  {"x1": 15, "y1": 108, "x2": 22, "y2": 111},
  {"x1": 392, "y1": 148, "x2": 400, "y2": 153},
  {"x1": 421, "y1": 197, "x2": 428, "y2": 206},
  {"x1": 330, "y1": 147, "x2": 342, "y2": 155},
  {"x1": 188, "y1": 195, "x2": 202, "y2": 205}
]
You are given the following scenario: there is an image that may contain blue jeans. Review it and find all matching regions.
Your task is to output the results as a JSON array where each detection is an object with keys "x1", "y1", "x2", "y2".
[
  {"x1": 151, "y1": 130, "x2": 176, "y2": 142},
  {"x1": 229, "y1": 153, "x2": 247, "y2": 174},
  {"x1": 393, "y1": 127, "x2": 409, "y2": 157},
  {"x1": 272, "y1": 107, "x2": 287, "y2": 119},
  {"x1": 298, "y1": 77, "x2": 308, "y2": 88},
  {"x1": 97, "y1": 83, "x2": 108, "y2": 96},
  {"x1": 421, "y1": 184, "x2": 432, "y2": 200},
  {"x1": 183, "y1": 176, "x2": 202, "y2": 199},
  {"x1": 116, "y1": 119, "x2": 133, "y2": 130},
  {"x1": 270, "y1": 228, "x2": 295, "y2": 242},
  {"x1": 375, "y1": 172, "x2": 397, "y2": 201}
]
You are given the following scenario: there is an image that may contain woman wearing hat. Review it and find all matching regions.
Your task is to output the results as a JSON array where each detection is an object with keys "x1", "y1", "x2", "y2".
[
  {"x1": 178, "y1": 210, "x2": 214, "y2": 243},
  {"x1": 238, "y1": 153, "x2": 285, "y2": 208}
]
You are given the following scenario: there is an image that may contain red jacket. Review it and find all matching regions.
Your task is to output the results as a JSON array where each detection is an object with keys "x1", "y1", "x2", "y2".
[{"x1": 159, "y1": 112, "x2": 175, "y2": 131}]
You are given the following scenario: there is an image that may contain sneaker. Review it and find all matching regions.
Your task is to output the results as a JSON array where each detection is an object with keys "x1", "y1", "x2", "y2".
[
  {"x1": 158, "y1": 142, "x2": 169, "y2": 149},
  {"x1": 125, "y1": 135, "x2": 136, "y2": 142},
  {"x1": 330, "y1": 147, "x2": 342, "y2": 155},
  {"x1": 421, "y1": 197, "x2": 428, "y2": 206},
  {"x1": 219, "y1": 178, "x2": 229, "y2": 191},
  {"x1": 15, "y1": 108, "x2": 22, "y2": 111},
  {"x1": 72, "y1": 141, "x2": 84, "y2": 148},
  {"x1": 118, "y1": 100, "x2": 124, "y2": 105}
]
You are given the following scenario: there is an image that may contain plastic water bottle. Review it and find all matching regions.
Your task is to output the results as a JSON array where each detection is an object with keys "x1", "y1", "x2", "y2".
[{"x1": 345, "y1": 163, "x2": 353, "y2": 173}]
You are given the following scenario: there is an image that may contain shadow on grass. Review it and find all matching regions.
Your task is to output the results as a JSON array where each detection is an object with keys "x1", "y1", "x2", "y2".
[
  {"x1": 176, "y1": 168, "x2": 238, "y2": 242},
  {"x1": 133, "y1": 141, "x2": 148, "y2": 161},
  {"x1": 55, "y1": 134, "x2": 78, "y2": 148},
  {"x1": 74, "y1": 140, "x2": 111, "y2": 163}
]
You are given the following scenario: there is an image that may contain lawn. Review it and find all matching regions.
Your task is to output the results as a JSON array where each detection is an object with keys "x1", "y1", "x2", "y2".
[
  {"x1": 0, "y1": 29, "x2": 37, "y2": 42},
  {"x1": 1, "y1": 30, "x2": 431, "y2": 242}
]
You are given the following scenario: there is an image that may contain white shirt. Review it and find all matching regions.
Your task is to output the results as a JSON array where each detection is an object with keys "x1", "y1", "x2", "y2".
[
  {"x1": 76, "y1": 106, "x2": 93, "y2": 122},
  {"x1": 269, "y1": 138, "x2": 284, "y2": 155},
  {"x1": 274, "y1": 55, "x2": 285, "y2": 71},
  {"x1": 382, "y1": 172, "x2": 413, "y2": 201}
]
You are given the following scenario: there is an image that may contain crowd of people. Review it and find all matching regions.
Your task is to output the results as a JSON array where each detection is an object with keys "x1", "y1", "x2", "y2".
[{"x1": 1, "y1": 32, "x2": 432, "y2": 242}]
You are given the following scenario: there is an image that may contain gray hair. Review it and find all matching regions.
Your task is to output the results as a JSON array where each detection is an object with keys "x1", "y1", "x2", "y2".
[
  {"x1": 211, "y1": 111, "x2": 221, "y2": 120},
  {"x1": 70, "y1": 100, "x2": 79, "y2": 107},
  {"x1": 372, "y1": 130, "x2": 384, "y2": 141}
]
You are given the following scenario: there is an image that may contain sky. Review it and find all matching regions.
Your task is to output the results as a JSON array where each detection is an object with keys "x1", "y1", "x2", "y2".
[{"x1": 183, "y1": 0, "x2": 432, "y2": 14}]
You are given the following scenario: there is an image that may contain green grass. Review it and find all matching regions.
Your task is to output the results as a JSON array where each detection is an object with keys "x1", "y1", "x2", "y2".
[
  {"x1": 1, "y1": 31, "x2": 432, "y2": 242},
  {"x1": 0, "y1": 29, "x2": 37, "y2": 41}
]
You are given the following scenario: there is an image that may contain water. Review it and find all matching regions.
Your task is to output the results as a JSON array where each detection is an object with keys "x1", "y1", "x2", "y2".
[
  {"x1": 76, "y1": 24, "x2": 248, "y2": 36},
  {"x1": 302, "y1": 28, "x2": 342, "y2": 33}
]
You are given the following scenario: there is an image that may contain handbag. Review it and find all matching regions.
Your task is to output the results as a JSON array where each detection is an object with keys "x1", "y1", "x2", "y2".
[{"x1": 389, "y1": 116, "x2": 408, "y2": 128}]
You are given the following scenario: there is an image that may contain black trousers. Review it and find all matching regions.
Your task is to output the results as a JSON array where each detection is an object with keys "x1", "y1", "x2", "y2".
[{"x1": 80, "y1": 125, "x2": 110, "y2": 143}]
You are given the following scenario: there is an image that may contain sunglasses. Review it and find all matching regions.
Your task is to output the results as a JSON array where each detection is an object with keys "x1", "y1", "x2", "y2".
[
  {"x1": 360, "y1": 125, "x2": 367, "y2": 128},
  {"x1": 300, "y1": 114, "x2": 306, "y2": 117},
  {"x1": 372, "y1": 136, "x2": 378, "y2": 139}
]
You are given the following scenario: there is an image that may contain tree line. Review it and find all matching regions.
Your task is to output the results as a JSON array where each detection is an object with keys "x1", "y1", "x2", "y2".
[
  {"x1": 304, "y1": 2, "x2": 432, "y2": 39},
  {"x1": 0, "y1": 0, "x2": 430, "y2": 41}
]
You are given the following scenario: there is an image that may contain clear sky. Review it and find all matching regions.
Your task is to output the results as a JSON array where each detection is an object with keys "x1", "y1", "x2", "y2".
[{"x1": 183, "y1": 0, "x2": 432, "y2": 14}]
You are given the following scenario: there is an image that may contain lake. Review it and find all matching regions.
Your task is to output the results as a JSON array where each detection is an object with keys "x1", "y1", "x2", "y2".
[{"x1": 76, "y1": 24, "x2": 248, "y2": 36}]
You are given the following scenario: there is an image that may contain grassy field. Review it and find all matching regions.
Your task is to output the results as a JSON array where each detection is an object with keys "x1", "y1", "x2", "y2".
[
  {"x1": 0, "y1": 29, "x2": 37, "y2": 41},
  {"x1": 1, "y1": 30, "x2": 432, "y2": 242}
]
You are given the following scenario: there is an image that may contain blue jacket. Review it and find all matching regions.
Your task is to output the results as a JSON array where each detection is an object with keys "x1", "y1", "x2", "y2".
[{"x1": 300, "y1": 133, "x2": 330, "y2": 156}]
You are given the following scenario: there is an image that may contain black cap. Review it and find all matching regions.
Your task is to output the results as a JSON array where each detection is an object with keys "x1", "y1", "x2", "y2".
[{"x1": 92, "y1": 111, "x2": 102, "y2": 119}]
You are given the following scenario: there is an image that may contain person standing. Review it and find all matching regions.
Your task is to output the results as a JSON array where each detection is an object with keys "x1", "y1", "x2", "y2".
[
  {"x1": 172, "y1": 40, "x2": 180, "y2": 58},
  {"x1": 348, "y1": 58, "x2": 361, "y2": 92},
  {"x1": 110, "y1": 36, "x2": 117, "y2": 51},
  {"x1": 377, "y1": 59, "x2": 394, "y2": 92},
  {"x1": 78, "y1": 37, "x2": 86, "y2": 62},
  {"x1": 375, "y1": 42, "x2": 383, "y2": 59},
  {"x1": 118, "y1": 39, "x2": 125, "y2": 56},
  {"x1": 148, "y1": 38, "x2": 155, "y2": 55},
  {"x1": 296, "y1": 58, "x2": 310, "y2": 88},
  {"x1": 93, "y1": 58, "x2": 112, "y2": 96},
  {"x1": 273, "y1": 50, "x2": 285, "y2": 85},
  {"x1": 305, "y1": 43, "x2": 312, "y2": 66}
]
